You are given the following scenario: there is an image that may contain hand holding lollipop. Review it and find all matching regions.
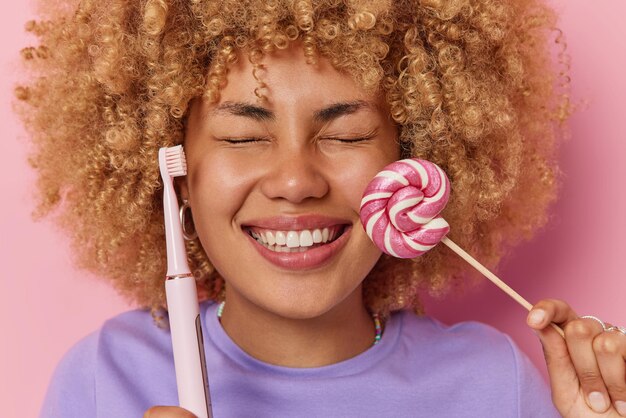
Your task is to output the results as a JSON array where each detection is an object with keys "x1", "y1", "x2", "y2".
[{"x1": 360, "y1": 158, "x2": 565, "y2": 337}]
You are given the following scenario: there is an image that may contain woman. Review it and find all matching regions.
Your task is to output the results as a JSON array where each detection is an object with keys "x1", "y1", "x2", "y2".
[{"x1": 16, "y1": 0, "x2": 626, "y2": 416}]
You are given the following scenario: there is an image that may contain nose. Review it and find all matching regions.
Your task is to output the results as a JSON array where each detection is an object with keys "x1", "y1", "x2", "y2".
[{"x1": 259, "y1": 146, "x2": 329, "y2": 204}]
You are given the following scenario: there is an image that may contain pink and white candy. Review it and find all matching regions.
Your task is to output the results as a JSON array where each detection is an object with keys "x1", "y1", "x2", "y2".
[
  {"x1": 360, "y1": 159, "x2": 451, "y2": 258},
  {"x1": 360, "y1": 159, "x2": 567, "y2": 337}
]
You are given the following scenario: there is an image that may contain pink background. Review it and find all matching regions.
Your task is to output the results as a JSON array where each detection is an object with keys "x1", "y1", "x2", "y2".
[{"x1": 1, "y1": 1, "x2": 625, "y2": 416}]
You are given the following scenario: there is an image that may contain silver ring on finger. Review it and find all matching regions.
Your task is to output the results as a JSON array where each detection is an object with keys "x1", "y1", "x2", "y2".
[
  {"x1": 605, "y1": 325, "x2": 626, "y2": 335},
  {"x1": 579, "y1": 315, "x2": 608, "y2": 331}
]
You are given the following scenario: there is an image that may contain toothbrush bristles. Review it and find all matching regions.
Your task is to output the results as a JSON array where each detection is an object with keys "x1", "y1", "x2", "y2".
[{"x1": 165, "y1": 145, "x2": 187, "y2": 177}]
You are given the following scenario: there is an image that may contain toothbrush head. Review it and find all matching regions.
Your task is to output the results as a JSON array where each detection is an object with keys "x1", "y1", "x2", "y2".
[
  {"x1": 159, "y1": 144, "x2": 192, "y2": 277},
  {"x1": 159, "y1": 145, "x2": 187, "y2": 178}
]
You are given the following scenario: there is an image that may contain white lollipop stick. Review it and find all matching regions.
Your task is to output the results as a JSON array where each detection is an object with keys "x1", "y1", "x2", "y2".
[{"x1": 441, "y1": 237, "x2": 564, "y2": 337}]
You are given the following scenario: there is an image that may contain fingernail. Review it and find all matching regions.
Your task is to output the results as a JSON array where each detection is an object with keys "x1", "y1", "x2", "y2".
[
  {"x1": 588, "y1": 391, "x2": 607, "y2": 413},
  {"x1": 615, "y1": 401, "x2": 626, "y2": 416},
  {"x1": 528, "y1": 309, "x2": 546, "y2": 326}
]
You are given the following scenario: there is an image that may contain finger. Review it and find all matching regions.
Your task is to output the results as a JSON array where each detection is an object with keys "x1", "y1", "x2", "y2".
[
  {"x1": 143, "y1": 406, "x2": 198, "y2": 418},
  {"x1": 593, "y1": 330, "x2": 626, "y2": 416},
  {"x1": 527, "y1": 300, "x2": 579, "y2": 407},
  {"x1": 565, "y1": 317, "x2": 611, "y2": 413},
  {"x1": 527, "y1": 298, "x2": 578, "y2": 331}
]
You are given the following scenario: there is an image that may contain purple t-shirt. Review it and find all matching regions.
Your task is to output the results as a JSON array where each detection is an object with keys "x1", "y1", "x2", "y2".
[{"x1": 40, "y1": 301, "x2": 560, "y2": 417}]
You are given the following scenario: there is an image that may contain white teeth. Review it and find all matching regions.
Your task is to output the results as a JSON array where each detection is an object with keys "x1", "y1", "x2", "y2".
[
  {"x1": 299, "y1": 230, "x2": 313, "y2": 247},
  {"x1": 275, "y1": 231, "x2": 286, "y2": 246},
  {"x1": 312, "y1": 229, "x2": 322, "y2": 243},
  {"x1": 286, "y1": 231, "x2": 299, "y2": 248},
  {"x1": 266, "y1": 231, "x2": 276, "y2": 245},
  {"x1": 248, "y1": 226, "x2": 344, "y2": 251}
]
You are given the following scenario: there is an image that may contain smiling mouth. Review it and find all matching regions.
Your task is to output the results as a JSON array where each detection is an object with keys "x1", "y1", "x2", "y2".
[{"x1": 244, "y1": 225, "x2": 348, "y2": 253}]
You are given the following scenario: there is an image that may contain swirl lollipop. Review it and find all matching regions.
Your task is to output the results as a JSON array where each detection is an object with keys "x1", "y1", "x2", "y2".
[
  {"x1": 360, "y1": 159, "x2": 450, "y2": 258},
  {"x1": 360, "y1": 158, "x2": 564, "y2": 336}
]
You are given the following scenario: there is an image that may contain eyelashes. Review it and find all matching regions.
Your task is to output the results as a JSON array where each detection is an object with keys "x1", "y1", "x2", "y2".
[
  {"x1": 222, "y1": 138, "x2": 265, "y2": 144},
  {"x1": 325, "y1": 136, "x2": 375, "y2": 144}
]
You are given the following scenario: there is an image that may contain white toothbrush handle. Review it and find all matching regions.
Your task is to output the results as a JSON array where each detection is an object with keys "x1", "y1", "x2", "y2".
[{"x1": 165, "y1": 276, "x2": 212, "y2": 418}]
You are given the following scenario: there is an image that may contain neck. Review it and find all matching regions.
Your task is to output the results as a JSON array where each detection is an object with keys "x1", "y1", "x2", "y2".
[{"x1": 218, "y1": 288, "x2": 376, "y2": 368}]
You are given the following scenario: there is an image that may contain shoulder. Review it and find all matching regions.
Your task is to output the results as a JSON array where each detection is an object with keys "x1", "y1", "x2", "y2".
[
  {"x1": 391, "y1": 311, "x2": 559, "y2": 417},
  {"x1": 397, "y1": 311, "x2": 527, "y2": 364},
  {"x1": 39, "y1": 330, "x2": 99, "y2": 417},
  {"x1": 40, "y1": 306, "x2": 182, "y2": 418},
  {"x1": 98, "y1": 307, "x2": 172, "y2": 355}
]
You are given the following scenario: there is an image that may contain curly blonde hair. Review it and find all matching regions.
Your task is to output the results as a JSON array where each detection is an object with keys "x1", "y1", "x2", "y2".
[{"x1": 16, "y1": 0, "x2": 569, "y2": 318}]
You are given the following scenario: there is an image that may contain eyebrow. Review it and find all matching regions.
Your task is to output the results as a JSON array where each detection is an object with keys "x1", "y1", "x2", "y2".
[
  {"x1": 210, "y1": 101, "x2": 274, "y2": 121},
  {"x1": 315, "y1": 100, "x2": 379, "y2": 123},
  {"x1": 209, "y1": 100, "x2": 376, "y2": 123}
]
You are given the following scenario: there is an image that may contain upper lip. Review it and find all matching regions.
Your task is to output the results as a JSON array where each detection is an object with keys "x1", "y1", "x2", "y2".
[{"x1": 241, "y1": 215, "x2": 352, "y2": 230}]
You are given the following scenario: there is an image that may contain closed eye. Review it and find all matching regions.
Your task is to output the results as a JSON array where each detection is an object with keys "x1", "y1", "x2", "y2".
[
  {"x1": 321, "y1": 133, "x2": 376, "y2": 143},
  {"x1": 221, "y1": 137, "x2": 268, "y2": 144},
  {"x1": 319, "y1": 128, "x2": 378, "y2": 144},
  {"x1": 325, "y1": 136, "x2": 374, "y2": 143}
]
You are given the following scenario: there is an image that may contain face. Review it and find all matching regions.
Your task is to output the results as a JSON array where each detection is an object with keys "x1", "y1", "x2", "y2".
[{"x1": 182, "y1": 44, "x2": 399, "y2": 320}]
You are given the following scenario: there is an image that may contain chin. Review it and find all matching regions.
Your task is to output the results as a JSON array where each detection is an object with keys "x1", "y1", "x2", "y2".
[{"x1": 255, "y1": 283, "x2": 362, "y2": 321}]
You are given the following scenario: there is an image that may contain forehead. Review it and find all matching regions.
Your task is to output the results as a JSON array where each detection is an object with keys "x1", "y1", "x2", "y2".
[{"x1": 207, "y1": 44, "x2": 386, "y2": 113}]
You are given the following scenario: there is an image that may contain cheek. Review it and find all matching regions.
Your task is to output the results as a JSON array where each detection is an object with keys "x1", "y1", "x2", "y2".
[
  {"x1": 330, "y1": 149, "x2": 399, "y2": 212},
  {"x1": 335, "y1": 172, "x2": 371, "y2": 212},
  {"x1": 188, "y1": 154, "x2": 255, "y2": 230}
]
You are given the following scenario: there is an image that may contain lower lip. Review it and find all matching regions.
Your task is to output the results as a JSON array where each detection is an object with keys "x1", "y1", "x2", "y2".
[{"x1": 245, "y1": 226, "x2": 352, "y2": 270}]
